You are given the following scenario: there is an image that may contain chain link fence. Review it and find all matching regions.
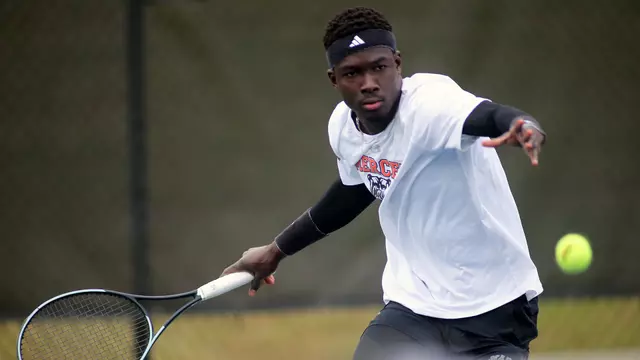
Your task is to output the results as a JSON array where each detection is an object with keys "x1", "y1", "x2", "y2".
[{"x1": 1, "y1": 0, "x2": 639, "y2": 358}]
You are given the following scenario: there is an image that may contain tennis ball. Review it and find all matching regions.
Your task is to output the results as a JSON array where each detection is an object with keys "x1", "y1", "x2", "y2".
[{"x1": 555, "y1": 233, "x2": 592, "y2": 274}]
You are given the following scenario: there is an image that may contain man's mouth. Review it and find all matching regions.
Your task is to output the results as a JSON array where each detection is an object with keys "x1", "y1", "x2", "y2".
[{"x1": 362, "y1": 99, "x2": 383, "y2": 111}]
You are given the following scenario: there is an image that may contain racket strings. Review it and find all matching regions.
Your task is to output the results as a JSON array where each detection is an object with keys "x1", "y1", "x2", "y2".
[{"x1": 20, "y1": 292, "x2": 151, "y2": 359}]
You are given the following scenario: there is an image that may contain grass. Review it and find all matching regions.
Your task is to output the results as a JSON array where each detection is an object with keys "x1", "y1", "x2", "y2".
[{"x1": 2, "y1": 297, "x2": 638, "y2": 359}]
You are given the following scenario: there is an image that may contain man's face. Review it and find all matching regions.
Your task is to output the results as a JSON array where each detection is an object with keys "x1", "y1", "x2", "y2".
[{"x1": 328, "y1": 47, "x2": 402, "y2": 122}]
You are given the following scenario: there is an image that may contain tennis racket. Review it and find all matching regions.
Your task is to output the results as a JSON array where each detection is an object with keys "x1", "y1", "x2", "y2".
[{"x1": 16, "y1": 271, "x2": 254, "y2": 360}]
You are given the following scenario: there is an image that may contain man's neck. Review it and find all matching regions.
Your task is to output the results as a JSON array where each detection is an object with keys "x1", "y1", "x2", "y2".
[{"x1": 352, "y1": 92, "x2": 402, "y2": 135}]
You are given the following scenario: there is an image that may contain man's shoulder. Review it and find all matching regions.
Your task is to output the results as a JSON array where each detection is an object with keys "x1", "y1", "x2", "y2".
[
  {"x1": 400, "y1": 72, "x2": 482, "y2": 118},
  {"x1": 402, "y1": 73, "x2": 463, "y2": 101},
  {"x1": 327, "y1": 100, "x2": 351, "y2": 141},
  {"x1": 328, "y1": 100, "x2": 350, "y2": 126},
  {"x1": 396, "y1": 73, "x2": 459, "y2": 120},
  {"x1": 326, "y1": 101, "x2": 354, "y2": 160}
]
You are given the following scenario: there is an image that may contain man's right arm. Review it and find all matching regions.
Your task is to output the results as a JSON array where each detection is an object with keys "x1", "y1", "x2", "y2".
[
  {"x1": 274, "y1": 177, "x2": 375, "y2": 255},
  {"x1": 221, "y1": 177, "x2": 375, "y2": 293}
]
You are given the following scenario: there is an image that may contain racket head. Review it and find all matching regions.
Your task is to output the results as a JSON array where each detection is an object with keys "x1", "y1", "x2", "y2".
[{"x1": 17, "y1": 289, "x2": 153, "y2": 360}]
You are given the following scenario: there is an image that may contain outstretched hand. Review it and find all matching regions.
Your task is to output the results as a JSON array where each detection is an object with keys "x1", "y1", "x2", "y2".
[{"x1": 482, "y1": 118, "x2": 546, "y2": 166}]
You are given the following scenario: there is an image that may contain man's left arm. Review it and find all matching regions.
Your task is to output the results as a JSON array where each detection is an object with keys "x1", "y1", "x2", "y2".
[{"x1": 462, "y1": 100, "x2": 547, "y2": 166}]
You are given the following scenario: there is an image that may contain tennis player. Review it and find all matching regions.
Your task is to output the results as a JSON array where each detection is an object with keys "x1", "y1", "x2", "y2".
[{"x1": 222, "y1": 7, "x2": 546, "y2": 360}]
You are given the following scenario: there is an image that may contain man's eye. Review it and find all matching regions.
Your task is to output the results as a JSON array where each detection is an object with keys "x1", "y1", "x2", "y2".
[
  {"x1": 344, "y1": 71, "x2": 357, "y2": 77},
  {"x1": 374, "y1": 65, "x2": 387, "y2": 71}
]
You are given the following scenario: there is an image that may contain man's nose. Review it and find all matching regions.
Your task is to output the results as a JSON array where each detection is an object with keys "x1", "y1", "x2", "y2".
[{"x1": 361, "y1": 73, "x2": 380, "y2": 94}]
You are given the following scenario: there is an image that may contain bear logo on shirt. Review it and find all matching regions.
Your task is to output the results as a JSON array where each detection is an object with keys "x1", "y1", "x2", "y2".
[
  {"x1": 356, "y1": 155, "x2": 401, "y2": 200},
  {"x1": 367, "y1": 174, "x2": 392, "y2": 200}
]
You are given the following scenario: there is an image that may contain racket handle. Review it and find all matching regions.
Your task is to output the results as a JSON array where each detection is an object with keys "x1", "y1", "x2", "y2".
[{"x1": 196, "y1": 272, "x2": 254, "y2": 301}]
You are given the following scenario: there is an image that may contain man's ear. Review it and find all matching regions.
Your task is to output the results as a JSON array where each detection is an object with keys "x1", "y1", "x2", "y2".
[
  {"x1": 327, "y1": 68, "x2": 337, "y2": 88},
  {"x1": 394, "y1": 51, "x2": 402, "y2": 73}
]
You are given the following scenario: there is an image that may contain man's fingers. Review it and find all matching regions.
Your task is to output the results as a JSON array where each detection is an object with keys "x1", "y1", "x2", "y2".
[
  {"x1": 249, "y1": 278, "x2": 262, "y2": 296},
  {"x1": 521, "y1": 129, "x2": 533, "y2": 143},
  {"x1": 482, "y1": 118, "x2": 543, "y2": 164},
  {"x1": 524, "y1": 130, "x2": 544, "y2": 165},
  {"x1": 482, "y1": 135, "x2": 508, "y2": 147},
  {"x1": 482, "y1": 130, "x2": 513, "y2": 147},
  {"x1": 526, "y1": 146, "x2": 539, "y2": 166},
  {"x1": 247, "y1": 274, "x2": 277, "y2": 296},
  {"x1": 531, "y1": 148, "x2": 539, "y2": 166},
  {"x1": 483, "y1": 119, "x2": 532, "y2": 148},
  {"x1": 513, "y1": 119, "x2": 525, "y2": 131},
  {"x1": 522, "y1": 139, "x2": 540, "y2": 166},
  {"x1": 220, "y1": 265, "x2": 238, "y2": 278}
]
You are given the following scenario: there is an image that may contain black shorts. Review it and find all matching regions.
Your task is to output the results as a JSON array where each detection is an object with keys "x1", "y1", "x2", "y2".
[{"x1": 352, "y1": 294, "x2": 539, "y2": 360}]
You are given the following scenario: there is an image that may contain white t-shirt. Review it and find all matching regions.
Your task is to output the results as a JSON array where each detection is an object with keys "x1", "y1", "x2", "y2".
[{"x1": 327, "y1": 73, "x2": 543, "y2": 319}]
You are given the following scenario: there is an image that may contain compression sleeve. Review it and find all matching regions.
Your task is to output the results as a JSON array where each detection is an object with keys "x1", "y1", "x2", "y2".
[
  {"x1": 310, "y1": 179, "x2": 375, "y2": 233},
  {"x1": 462, "y1": 100, "x2": 546, "y2": 139},
  {"x1": 274, "y1": 178, "x2": 375, "y2": 256}
]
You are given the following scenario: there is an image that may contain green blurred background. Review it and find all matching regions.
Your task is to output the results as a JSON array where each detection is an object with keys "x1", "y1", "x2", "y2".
[{"x1": 1, "y1": 0, "x2": 639, "y2": 358}]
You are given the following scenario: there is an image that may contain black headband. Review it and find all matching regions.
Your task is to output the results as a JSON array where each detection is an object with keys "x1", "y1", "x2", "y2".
[{"x1": 326, "y1": 29, "x2": 397, "y2": 68}]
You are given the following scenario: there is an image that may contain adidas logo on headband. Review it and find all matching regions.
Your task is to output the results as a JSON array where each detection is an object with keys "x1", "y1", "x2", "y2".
[
  {"x1": 349, "y1": 35, "x2": 366, "y2": 48},
  {"x1": 326, "y1": 29, "x2": 397, "y2": 67}
]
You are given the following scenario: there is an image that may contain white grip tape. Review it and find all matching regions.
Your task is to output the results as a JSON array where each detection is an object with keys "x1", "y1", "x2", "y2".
[{"x1": 196, "y1": 272, "x2": 254, "y2": 301}]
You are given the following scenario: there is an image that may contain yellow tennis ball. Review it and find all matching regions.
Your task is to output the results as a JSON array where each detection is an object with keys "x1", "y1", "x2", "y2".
[{"x1": 555, "y1": 233, "x2": 592, "y2": 274}]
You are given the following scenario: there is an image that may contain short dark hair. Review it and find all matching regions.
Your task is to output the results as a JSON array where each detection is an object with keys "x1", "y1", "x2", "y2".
[{"x1": 323, "y1": 7, "x2": 393, "y2": 50}]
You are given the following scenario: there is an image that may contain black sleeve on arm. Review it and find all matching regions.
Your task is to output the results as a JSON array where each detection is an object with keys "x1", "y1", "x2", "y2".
[
  {"x1": 462, "y1": 100, "x2": 545, "y2": 138},
  {"x1": 309, "y1": 179, "x2": 375, "y2": 233},
  {"x1": 274, "y1": 178, "x2": 375, "y2": 256}
]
